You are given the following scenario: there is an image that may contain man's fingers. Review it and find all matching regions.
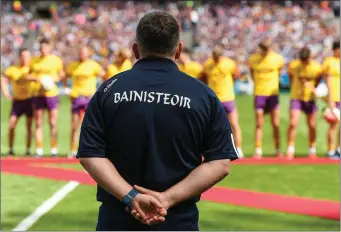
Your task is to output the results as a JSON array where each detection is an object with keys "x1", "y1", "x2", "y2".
[
  {"x1": 145, "y1": 216, "x2": 165, "y2": 225},
  {"x1": 149, "y1": 197, "x2": 163, "y2": 209},
  {"x1": 133, "y1": 204, "x2": 148, "y2": 221},
  {"x1": 131, "y1": 210, "x2": 137, "y2": 217},
  {"x1": 158, "y1": 208, "x2": 167, "y2": 217},
  {"x1": 133, "y1": 185, "x2": 151, "y2": 194}
]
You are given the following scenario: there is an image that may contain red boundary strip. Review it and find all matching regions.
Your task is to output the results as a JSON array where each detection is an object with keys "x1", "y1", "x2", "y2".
[
  {"x1": 2, "y1": 156, "x2": 339, "y2": 165},
  {"x1": 2, "y1": 159, "x2": 339, "y2": 221}
]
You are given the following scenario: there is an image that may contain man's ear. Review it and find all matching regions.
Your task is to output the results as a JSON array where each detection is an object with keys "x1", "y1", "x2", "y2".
[
  {"x1": 132, "y1": 43, "x2": 140, "y2": 60},
  {"x1": 175, "y1": 42, "x2": 183, "y2": 60}
]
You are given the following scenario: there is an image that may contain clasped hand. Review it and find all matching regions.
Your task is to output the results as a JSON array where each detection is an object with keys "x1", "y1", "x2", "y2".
[{"x1": 126, "y1": 185, "x2": 170, "y2": 225}]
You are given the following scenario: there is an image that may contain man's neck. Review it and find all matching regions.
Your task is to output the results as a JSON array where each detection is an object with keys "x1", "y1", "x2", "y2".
[{"x1": 140, "y1": 53, "x2": 175, "y2": 62}]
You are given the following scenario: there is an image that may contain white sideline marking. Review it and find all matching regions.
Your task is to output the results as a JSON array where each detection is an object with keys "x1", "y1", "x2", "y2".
[{"x1": 12, "y1": 181, "x2": 79, "y2": 231}]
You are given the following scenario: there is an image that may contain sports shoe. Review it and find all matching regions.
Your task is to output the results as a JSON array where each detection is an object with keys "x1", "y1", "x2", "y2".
[
  {"x1": 252, "y1": 154, "x2": 262, "y2": 159},
  {"x1": 328, "y1": 150, "x2": 340, "y2": 160},
  {"x1": 51, "y1": 148, "x2": 58, "y2": 157},
  {"x1": 276, "y1": 151, "x2": 283, "y2": 158},
  {"x1": 286, "y1": 153, "x2": 295, "y2": 160},
  {"x1": 308, "y1": 153, "x2": 317, "y2": 159},
  {"x1": 7, "y1": 150, "x2": 15, "y2": 156}
]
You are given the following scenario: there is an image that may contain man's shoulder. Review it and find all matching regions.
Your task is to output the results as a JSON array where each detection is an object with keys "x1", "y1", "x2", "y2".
[{"x1": 178, "y1": 71, "x2": 217, "y2": 98}]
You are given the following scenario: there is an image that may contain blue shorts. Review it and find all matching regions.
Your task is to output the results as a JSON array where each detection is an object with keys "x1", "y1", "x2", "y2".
[{"x1": 96, "y1": 202, "x2": 199, "y2": 231}]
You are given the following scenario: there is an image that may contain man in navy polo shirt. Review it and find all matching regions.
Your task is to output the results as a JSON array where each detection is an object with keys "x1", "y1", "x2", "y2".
[{"x1": 77, "y1": 11, "x2": 240, "y2": 231}]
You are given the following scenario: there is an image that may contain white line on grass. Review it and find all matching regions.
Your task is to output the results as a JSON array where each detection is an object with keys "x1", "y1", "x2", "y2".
[{"x1": 12, "y1": 181, "x2": 79, "y2": 231}]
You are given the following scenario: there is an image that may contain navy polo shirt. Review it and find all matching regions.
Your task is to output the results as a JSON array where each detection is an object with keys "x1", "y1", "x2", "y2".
[{"x1": 77, "y1": 57, "x2": 239, "y2": 227}]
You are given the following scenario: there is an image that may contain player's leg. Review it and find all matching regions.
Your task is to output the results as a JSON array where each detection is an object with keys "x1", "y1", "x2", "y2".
[
  {"x1": 287, "y1": 100, "x2": 302, "y2": 159},
  {"x1": 327, "y1": 121, "x2": 338, "y2": 157},
  {"x1": 46, "y1": 96, "x2": 59, "y2": 156},
  {"x1": 305, "y1": 101, "x2": 317, "y2": 158},
  {"x1": 268, "y1": 95, "x2": 281, "y2": 157},
  {"x1": 26, "y1": 116, "x2": 33, "y2": 156},
  {"x1": 70, "y1": 97, "x2": 81, "y2": 158},
  {"x1": 70, "y1": 113, "x2": 80, "y2": 158},
  {"x1": 333, "y1": 102, "x2": 341, "y2": 158},
  {"x1": 8, "y1": 114, "x2": 19, "y2": 156},
  {"x1": 226, "y1": 102, "x2": 243, "y2": 158},
  {"x1": 34, "y1": 107, "x2": 44, "y2": 157},
  {"x1": 24, "y1": 98, "x2": 34, "y2": 156},
  {"x1": 253, "y1": 96, "x2": 265, "y2": 158},
  {"x1": 8, "y1": 100, "x2": 22, "y2": 155}
]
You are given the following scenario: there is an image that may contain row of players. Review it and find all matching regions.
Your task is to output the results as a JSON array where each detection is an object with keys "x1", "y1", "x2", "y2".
[{"x1": 1, "y1": 38, "x2": 340, "y2": 159}]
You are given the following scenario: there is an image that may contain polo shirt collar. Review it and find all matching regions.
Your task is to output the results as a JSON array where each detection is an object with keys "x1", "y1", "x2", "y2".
[{"x1": 133, "y1": 56, "x2": 179, "y2": 71}]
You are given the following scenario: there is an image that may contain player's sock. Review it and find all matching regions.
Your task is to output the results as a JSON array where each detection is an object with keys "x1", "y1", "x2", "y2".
[
  {"x1": 236, "y1": 147, "x2": 244, "y2": 158},
  {"x1": 26, "y1": 148, "x2": 31, "y2": 156},
  {"x1": 309, "y1": 146, "x2": 316, "y2": 157},
  {"x1": 254, "y1": 147, "x2": 262, "y2": 156},
  {"x1": 36, "y1": 140, "x2": 43, "y2": 156},
  {"x1": 287, "y1": 145, "x2": 295, "y2": 159},
  {"x1": 51, "y1": 147, "x2": 58, "y2": 156},
  {"x1": 8, "y1": 148, "x2": 14, "y2": 156},
  {"x1": 327, "y1": 144, "x2": 335, "y2": 156},
  {"x1": 51, "y1": 139, "x2": 58, "y2": 156},
  {"x1": 36, "y1": 148, "x2": 44, "y2": 157}
]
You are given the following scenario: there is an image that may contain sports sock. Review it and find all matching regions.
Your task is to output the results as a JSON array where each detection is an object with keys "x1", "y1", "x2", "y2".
[
  {"x1": 309, "y1": 146, "x2": 316, "y2": 155},
  {"x1": 236, "y1": 147, "x2": 244, "y2": 158},
  {"x1": 287, "y1": 145, "x2": 295, "y2": 154},
  {"x1": 36, "y1": 140, "x2": 43, "y2": 156},
  {"x1": 255, "y1": 147, "x2": 262, "y2": 156}
]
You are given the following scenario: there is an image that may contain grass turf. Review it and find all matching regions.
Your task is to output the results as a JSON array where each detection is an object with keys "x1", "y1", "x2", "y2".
[
  {"x1": 0, "y1": 94, "x2": 331, "y2": 156},
  {"x1": 42, "y1": 163, "x2": 340, "y2": 201},
  {"x1": 27, "y1": 184, "x2": 339, "y2": 231},
  {"x1": 1, "y1": 174, "x2": 65, "y2": 231}
]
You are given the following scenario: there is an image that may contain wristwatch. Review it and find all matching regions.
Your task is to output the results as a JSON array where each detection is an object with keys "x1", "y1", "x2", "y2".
[{"x1": 122, "y1": 189, "x2": 140, "y2": 207}]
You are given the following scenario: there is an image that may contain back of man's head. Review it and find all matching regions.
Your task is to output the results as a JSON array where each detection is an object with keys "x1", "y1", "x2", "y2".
[
  {"x1": 299, "y1": 46, "x2": 311, "y2": 62},
  {"x1": 136, "y1": 11, "x2": 180, "y2": 57}
]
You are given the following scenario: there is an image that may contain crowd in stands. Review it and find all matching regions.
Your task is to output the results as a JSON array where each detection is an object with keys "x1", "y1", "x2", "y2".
[{"x1": 1, "y1": 1, "x2": 339, "y2": 75}]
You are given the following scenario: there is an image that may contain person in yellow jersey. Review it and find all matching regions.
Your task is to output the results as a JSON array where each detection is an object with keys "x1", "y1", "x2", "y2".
[
  {"x1": 286, "y1": 47, "x2": 323, "y2": 159},
  {"x1": 322, "y1": 41, "x2": 340, "y2": 159},
  {"x1": 202, "y1": 46, "x2": 244, "y2": 157},
  {"x1": 1, "y1": 48, "x2": 34, "y2": 156},
  {"x1": 248, "y1": 40, "x2": 284, "y2": 159},
  {"x1": 104, "y1": 48, "x2": 133, "y2": 81},
  {"x1": 30, "y1": 38, "x2": 65, "y2": 157},
  {"x1": 178, "y1": 48, "x2": 203, "y2": 79},
  {"x1": 65, "y1": 46, "x2": 105, "y2": 157}
]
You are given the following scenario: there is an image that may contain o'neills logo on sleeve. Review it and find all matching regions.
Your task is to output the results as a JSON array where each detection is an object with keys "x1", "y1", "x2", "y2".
[{"x1": 113, "y1": 91, "x2": 191, "y2": 109}]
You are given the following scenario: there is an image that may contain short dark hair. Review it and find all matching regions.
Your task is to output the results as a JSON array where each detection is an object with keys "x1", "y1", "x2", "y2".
[
  {"x1": 333, "y1": 41, "x2": 340, "y2": 50},
  {"x1": 259, "y1": 40, "x2": 271, "y2": 51},
  {"x1": 136, "y1": 11, "x2": 180, "y2": 56},
  {"x1": 299, "y1": 46, "x2": 311, "y2": 61},
  {"x1": 18, "y1": 47, "x2": 29, "y2": 55},
  {"x1": 39, "y1": 38, "x2": 50, "y2": 45}
]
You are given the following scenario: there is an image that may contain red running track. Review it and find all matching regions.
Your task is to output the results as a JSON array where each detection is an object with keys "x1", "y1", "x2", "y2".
[{"x1": 1, "y1": 157, "x2": 340, "y2": 220}]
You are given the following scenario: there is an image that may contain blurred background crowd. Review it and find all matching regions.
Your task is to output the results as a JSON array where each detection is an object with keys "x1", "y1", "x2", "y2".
[{"x1": 1, "y1": 0, "x2": 340, "y2": 80}]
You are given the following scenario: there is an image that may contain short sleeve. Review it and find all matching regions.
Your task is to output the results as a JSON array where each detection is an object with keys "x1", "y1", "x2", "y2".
[
  {"x1": 4, "y1": 67, "x2": 13, "y2": 80},
  {"x1": 77, "y1": 91, "x2": 106, "y2": 158},
  {"x1": 230, "y1": 60, "x2": 237, "y2": 75},
  {"x1": 202, "y1": 94, "x2": 240, "y2": 162},
  {"x1": 93, "y1": 61, "x2": 103, "y2": 76},
  {"x1": 322, "y1": 59, "x2": 329, "y2": 74}
]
